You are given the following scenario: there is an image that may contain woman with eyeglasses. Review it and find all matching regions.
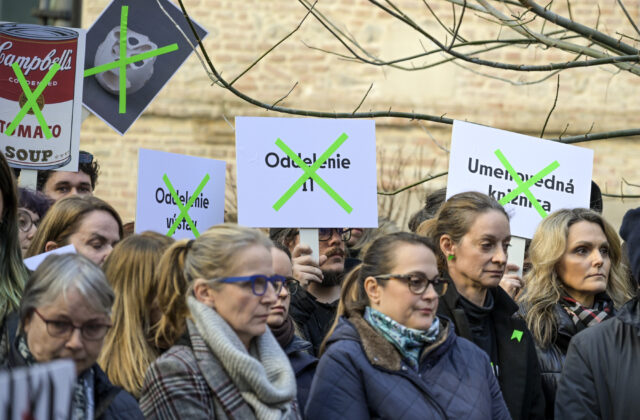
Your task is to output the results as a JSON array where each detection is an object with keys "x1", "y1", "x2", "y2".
[
  {"x1": 267, "y1": 242, "x2": 317, "y2": 410},
  {"x1": 0, "y1": 253, "x2": 143, "y2": 419},
  {"x1": 419, "y1": 191, "x2": 545, "y2": 420},
  {"x1": 17, "y1": 188, "x2": 52, "y2": 257},
  {"x1": 306, "y1": 232, "x2": 510, "y2": 419},
  {"x1": 140, "y1": 224, "x2": 300, "y2": 419}
]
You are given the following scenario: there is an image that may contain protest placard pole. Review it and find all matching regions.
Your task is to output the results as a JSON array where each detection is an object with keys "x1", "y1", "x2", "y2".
[
  {"x1": 19, "y1": 169, "x2": 37, "y2": 189},
  {"x1": 299, "y1": 228, "x2": 320, "y2": 265},
  {"x1": 507, "y1": 236, "x2": 526, "y2": 279}
]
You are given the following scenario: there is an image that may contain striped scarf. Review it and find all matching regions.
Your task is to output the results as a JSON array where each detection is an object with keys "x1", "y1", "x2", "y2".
[{"x1": 560, "y1": 294, "x2": 613, "y2": 332}]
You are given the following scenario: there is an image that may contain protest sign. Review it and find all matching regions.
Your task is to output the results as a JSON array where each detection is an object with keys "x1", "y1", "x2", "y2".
[
  {"x1": 83, "y1": 0, "x2": 207, "y2": 135},
  {"x1": 447, "y1": 120, "x2": 593, "y2": 239},
  {"x1": 23, "y1": 244, "x2": 76, "y2": 271},
  {"x1": 0, "y1": 22, "x2": 85, "y2": 171},
  {"x1": 0, "y1": 359, "x2": 75, "y2": 420},
  {"x1": 236, "y1": 117, "x2": 378, "y2": 228},
  {"x1": 135, "y1": 148, "x2": 225, "y2": 240}
]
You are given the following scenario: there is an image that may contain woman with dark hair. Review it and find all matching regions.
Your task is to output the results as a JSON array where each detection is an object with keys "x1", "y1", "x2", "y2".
[
  {"x1": 26, "y1": 195, "x2": 123, "y2": 266},
  {"x1": 306, "y1": 232, "x2": 509, "y2": 419},
  {"x1": 17, "y1": 188, "x2": 52, "y2": 256},
  {"x1": 420, "y1": 191, "x2": 545, "y2": 420},
  {"x1": 0, "y1": 154, "x2": 28, "y2": 328},
  {"x1": 518, "y1": 208, "x2": 633, "y2": 417}
]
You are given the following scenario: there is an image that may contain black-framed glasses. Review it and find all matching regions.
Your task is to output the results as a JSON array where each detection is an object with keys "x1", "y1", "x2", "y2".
[
  {"x1": 17, "y1": 209, "x2": 39, "y2": 232},
  {"x1": 219, "y1": 274, "x2": 286, "y2": 296},
  {"x1": 284, "y1": 277, "x2": 300, "y2": 296},
  {"x1": 33, "y1": 309, "x2": 111, "y2": 341},
  {"x1": 374, "y1": 273, "x2": 449, "y2": 296},
  {"x1": 318, "y1": 228, "x2": 351, "y2": 242}
]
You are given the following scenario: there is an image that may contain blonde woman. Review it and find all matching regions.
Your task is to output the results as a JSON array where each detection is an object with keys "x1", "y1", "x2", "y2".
[
  {"x1": 519, "y1": 208, "x2": 634, "y2": 418},
  {"x1": 98, "y1": 232, "x2": 174, "y2": 398},
  {"x1": 140, "y1": 224, "x2": 299, "y2": 419}
]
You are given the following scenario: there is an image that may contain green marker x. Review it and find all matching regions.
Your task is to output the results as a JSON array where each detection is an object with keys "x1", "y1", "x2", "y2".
[
  {"x1": 511, "y1": 329, "x2": 523, "y2": 343},
  {"x1": 84, "y1": 6, "x2": 179, "y2": 113},
  {"x1": 494, "y1": 149, "x2": 560, "y2": 218},
  {"x1": 163, "y1": 173, "x2": 210, "y2": 237},
  {"x1": 273, "y1": 133, "x2": 352, "y2": 213},
  {"x1": 6, "y1": 62, "x2": 60, "y2": 139}
]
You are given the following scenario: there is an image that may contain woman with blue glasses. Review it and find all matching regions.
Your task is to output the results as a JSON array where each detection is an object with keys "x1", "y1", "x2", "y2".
[{"x1": 140, "y1": 224, "x2": 300, "y2": 419}]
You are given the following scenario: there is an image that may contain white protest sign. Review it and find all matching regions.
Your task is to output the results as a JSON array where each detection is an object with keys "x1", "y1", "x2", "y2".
[
  {"x1": 236, "y1": 117, "x2": 378, "y2": 228},
  {"x1": 0, "y1": 22, "x2": 85, "y2": 171},
  {"x1": 447, "y1": 121, "x2": 593, "y2": 239},
  {"x1": 135, "y1": 149, "x2": 226, "y2": 239},
  {"x1": 0, "y1": 359, "x2": 75, "y2": 420},
  {"x1": 23, "y1": 244, "x2": 76, "y2": 271}
]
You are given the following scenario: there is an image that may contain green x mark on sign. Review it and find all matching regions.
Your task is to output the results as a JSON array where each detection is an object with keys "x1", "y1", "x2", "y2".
[
  {"x1": 6, "y1": 62, "x2": 60, "y2": 139},
  {"x1": 163, "y1": 173, "x2": 210, "y2": 237},
  {"x1": 84, "y1": 6, "x2": 179, "y2": 114},
  {"x1": 273, "y1": 133, "x2": 352, "y2": 213},
  {"x1": 494, "y1": 149, "x2": 560, "y2": 218}
]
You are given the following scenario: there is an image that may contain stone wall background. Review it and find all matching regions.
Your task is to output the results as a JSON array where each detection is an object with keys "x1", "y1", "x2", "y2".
[{"x1": 80, "y1": 0, "x2": 640, "y2": 231}]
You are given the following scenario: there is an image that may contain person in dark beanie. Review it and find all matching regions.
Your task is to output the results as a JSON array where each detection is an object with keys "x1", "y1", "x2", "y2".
[{"x1": 620, "y1": 207, "x2": 640, "y2": 287}]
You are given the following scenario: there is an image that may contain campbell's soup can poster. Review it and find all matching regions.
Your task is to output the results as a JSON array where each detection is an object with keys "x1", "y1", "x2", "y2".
[{"x1": 0, "y1": 23, "x2": 85, "y2": 171}]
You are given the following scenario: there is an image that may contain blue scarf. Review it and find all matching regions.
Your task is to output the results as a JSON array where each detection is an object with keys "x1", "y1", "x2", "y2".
[{"x1": 364, "y1": 306, "x2": 440, "y2": 370}]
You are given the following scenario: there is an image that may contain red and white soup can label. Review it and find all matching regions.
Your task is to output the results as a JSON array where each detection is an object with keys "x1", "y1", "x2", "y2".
[{"x1": 0, "y1": 23, "x2": 85, "y2": 170}]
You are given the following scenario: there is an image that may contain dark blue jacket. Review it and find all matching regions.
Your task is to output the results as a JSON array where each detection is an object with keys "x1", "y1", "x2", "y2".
[
  {"x1": 305, "y1": 314, "x2": 511, "y2": 420},
  {"x1": 284, "y1": 335, "x2": 317, "y2": 410}
]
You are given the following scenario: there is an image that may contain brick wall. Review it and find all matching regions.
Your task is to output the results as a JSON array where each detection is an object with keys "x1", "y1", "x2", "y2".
[{"x1": 80, "y1": 0, "x2": 640, "y2": 229}]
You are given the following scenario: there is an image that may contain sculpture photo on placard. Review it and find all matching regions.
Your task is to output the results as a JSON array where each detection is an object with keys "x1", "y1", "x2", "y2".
[{"x1": 83, "y1": 0, "x2": 207, "y2": 135}]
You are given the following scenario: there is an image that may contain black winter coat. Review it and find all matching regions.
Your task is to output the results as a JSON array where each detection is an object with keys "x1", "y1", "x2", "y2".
[
  {"x1": 555, "y1": 296, "x2": 640, "y2": 420},
  {"x1": 289, "y1": 288, "x2": 338, "y2": 355},
  {"x1": 306, "y1": 314, "x2": 511, "y2": 420},
  {"x1": 533, "y1": 304, "x2": 576, "y2": 418},
  {"x1": 2, "y1": 313, "x2": 143, "y2": 420},
  {"x1": 438, "y1": 284, "x2": 545, "y2": 420}
]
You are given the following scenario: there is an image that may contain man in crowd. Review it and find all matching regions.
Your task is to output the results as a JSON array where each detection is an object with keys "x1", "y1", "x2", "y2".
[
  {"x1": 270, "y1": 227, "x2": 350, "y2": 355},
  {"x1": 37, "y1": 150, "x2": 99, "y2": 201}
]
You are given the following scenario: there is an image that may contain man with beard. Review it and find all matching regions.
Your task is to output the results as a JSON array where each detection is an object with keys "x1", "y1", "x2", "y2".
[{"x1": 270, "y1": 228, "x2": 350, "y2": 355}]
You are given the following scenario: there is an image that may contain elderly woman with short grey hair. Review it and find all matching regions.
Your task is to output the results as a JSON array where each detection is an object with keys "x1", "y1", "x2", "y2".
[{"x1": 1, "y1": 253, "x2": 143, "y2": 420}]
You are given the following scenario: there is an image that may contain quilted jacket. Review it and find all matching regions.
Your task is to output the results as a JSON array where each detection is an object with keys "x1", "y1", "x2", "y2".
[
  {"x1": 305, "y1": 314, "x2": 511, "y2": 420},
  {"x1": 283, "y1": 335, "x2": 317, "y2": 410}
]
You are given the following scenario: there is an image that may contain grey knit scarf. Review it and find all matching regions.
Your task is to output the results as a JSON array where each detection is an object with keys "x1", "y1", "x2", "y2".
[{"x1": 187, "y1": 296, "x2": 298, "y2": 420}]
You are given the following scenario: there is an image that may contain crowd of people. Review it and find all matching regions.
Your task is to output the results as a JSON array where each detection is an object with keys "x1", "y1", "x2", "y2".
[{"x1": 0, "y1": 150, "x2": 638, "y2": 420}]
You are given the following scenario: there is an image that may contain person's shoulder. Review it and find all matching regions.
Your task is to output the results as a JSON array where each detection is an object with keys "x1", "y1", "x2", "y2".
[
  {"x1": 571, "y1": 316, "x2": 620, "y2": 347},
  {"x1": 147, "y1": 344, "x2": 199, "y2": 377}
]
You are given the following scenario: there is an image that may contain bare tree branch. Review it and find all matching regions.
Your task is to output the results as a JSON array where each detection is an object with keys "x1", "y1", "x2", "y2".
[
  {"x1": 353, "y1": 83, "x2": 374, "y2": 114},
  {"x1": 272, "y1": 82, "x2": 299, "y2": 107},
  {"x1": 377, "y1": 171, "x2": 448, "y2": 195},
  {"x1": 540, "y1": 75, "x2": 560, "y2": 138},
  {"x1": 616, "y1": 0, "x2": 640, "y2": 37}
]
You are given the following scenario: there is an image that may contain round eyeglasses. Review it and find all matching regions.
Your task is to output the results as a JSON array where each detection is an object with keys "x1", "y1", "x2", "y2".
[
  {"x1": 33, "y1": 309, "x2": 111, "y2": 341},
  {"x1": 218, "y1": 274, "x2": 286, "y2": 296},
  {"x1": 284, "y1": 277, "x2": 300, "y2": 296},
  {"x1": 374, "y1": 273, "x2": 449, "y2": 296},
  {"x1": 17, "y1": 209, "x2": 39, "y2": 233}
]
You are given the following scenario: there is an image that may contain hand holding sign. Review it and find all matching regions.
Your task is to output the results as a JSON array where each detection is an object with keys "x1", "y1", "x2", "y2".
[{"x1": 292, "y1": 242, "x2": 327, "y2": 287}]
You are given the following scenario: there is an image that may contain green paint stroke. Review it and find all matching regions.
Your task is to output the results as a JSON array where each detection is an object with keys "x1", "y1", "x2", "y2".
[
  {"x1": 273, "y1": 133, "x2": 352, "y2": 213},
  {"x1": 494, "y1": 149, "x2": 560, "y2": 219},
  {"x1": 163, "y1": 173, "x2": 210, "y2": 238},
  {"x1": 511, "y1": 329, "x2": 523, "y2": 343},
  {"x1": 6, "y1": 62, "x2": 60, "y2": 138},
  {"x1": 83, "y1": 5, "x2": 178, "y2": 114},
  {"x1": 119, "y1": 5, "x2": 128, "y2": 114}
]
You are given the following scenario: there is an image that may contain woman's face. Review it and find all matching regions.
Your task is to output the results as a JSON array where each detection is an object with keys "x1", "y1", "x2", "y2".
[
  {"x1": 267, "y1": 248, "x2": 293, "y2": 328},
  {"x1": 18, "y1": 208, "x2": 40, "y2": 257},
  {"x1": 23, "y1": 287, "x2": 110, "y2": 374},
  {"x1": 557, "y1": 221, "x2": 610, "y2": 304},
  {"x1": 67, "y1": 210, "x2": 120, "y2": 266},
  {"x1": 371, "y1": 243, "x2": 440, "y2": 330},
  {"x1": 209, "y1": 245, "x2": 277, "y2": 346},
  {"x1": 447, "y1": 210, "x2": 511, "y2": 288}
]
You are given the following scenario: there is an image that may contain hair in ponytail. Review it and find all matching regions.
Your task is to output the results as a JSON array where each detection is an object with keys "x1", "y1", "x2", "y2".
[{"x1": 319, "y1": 232, "x2": 438, "y2": 355}]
